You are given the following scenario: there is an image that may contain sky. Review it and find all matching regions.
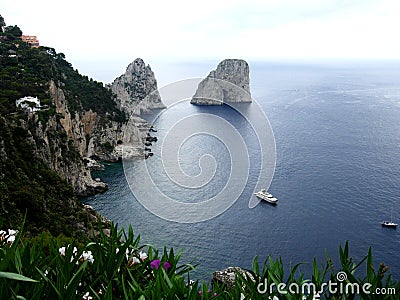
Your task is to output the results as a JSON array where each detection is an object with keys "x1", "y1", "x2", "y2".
[{"x1": 1, "y1": 0, "x2": 400, "y2": 83}]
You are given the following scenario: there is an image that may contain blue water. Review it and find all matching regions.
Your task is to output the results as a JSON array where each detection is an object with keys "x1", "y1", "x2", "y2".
[{"x1": 84, "y1": 61, "x2": 400, "y2": 281}]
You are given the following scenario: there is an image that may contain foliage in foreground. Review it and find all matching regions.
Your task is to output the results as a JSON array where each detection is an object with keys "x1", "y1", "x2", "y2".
[{"x1": 1, "y1": 223, "x2": 399, "y2": 300}]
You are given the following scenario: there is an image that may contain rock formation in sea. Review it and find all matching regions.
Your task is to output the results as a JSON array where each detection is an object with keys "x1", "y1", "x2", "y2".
[
  {"x1": 212, "y1": 267, "x2": 254, "y2": 288},
  {"x1": 110, "y1": 58, "x2": 166, "y2": 115},
  {"x1": 108, "y1": 58, "x2": 166, "y2": 160},
  {"x1": 190, "y1": 59, "x2": 252, "y2": 105}
]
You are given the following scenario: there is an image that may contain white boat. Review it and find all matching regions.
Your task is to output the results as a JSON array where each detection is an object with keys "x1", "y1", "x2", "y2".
[
  {"x1": 382, "y1": 210, "x2": 397, "y2": 228},
  {"x1": 382, "y1": 221, "x2": 397, "y2": 228},
  {"x1": 253, "y1": 189, "x2": 278, "y2": 205}
]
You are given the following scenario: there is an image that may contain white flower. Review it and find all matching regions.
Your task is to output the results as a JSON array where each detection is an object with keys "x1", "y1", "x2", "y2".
[
  {"x1": 1, "y1": 229, "x2": 18, "y2": 244},
  {"x1": 59, "y1": 245, "x2": 81, "y2": 263},
  {"x1": 115, "y1": 248, "x2": 120, "y2": 254},
  {"x1": 125, "y1": 248, "x2": 130, "y2": 260},
  {"x1": 82, "y1": 291, "x2": 92, "y2": 300},
  {"x1": 132, "y1": 257, "x2": 140, "y2": 265},
  {"x1": 139, "y1": 251, "x2": 148, "y2": 261},
  {"x1": 186, "y1": 280, "x2": 195, "y2": 287},
  {"x1": 59, "y1": 246, "x2": 66, "y2": 256},
  {"x1": 6, "y1": 235, "x2": 15, "y2": 243},
  {"x1": 44, "y1": 270, "x2": 49, "y2": 277},
  {"x1": 59, "y1": 245, "x2": 77, "y2": 257},
  {"x1": 8, "y1": 229, "x2": 18, "y2": 236},
  {"x1": 81, "y1": 251, "x2": 94, "y2": 263}
]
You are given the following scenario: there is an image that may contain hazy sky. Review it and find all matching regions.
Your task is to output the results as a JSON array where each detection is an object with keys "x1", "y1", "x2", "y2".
[{"x1": 1, "y1": 0, "x2": 399, "y2": 83}]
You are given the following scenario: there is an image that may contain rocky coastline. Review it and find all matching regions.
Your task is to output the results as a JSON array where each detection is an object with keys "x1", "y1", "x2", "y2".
[
  {"x1": 65, "y1": 58, "x2": 252, "y2": 197},
  {"x1": 47, "y1": 58, "x2": 165, "y2": 197}
]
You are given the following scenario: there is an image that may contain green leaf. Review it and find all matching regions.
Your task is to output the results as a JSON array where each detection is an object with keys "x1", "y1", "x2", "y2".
[
  {"x1": 162, "y1": 268, "x2": 173, "y2": 289},
  {"x1": 252, "y1": 256, "x2": 260, "y2": 275},
  {"x1": 366, "y1": 247, "x2": 374, "y2": 282},
  {"x1": 0, "y1": 271, "x2": 38, "y2": 282},
  {"x1": 36, "y1": 268, "x2": 62, "y2": 298}
]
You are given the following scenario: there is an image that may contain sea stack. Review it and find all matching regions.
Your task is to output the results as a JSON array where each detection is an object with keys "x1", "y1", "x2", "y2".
[
  {"x1": 190, "y1": 59, "x2": 252, "y2": 105},
  {"x1": 110, "y1": 58, "x2": 165, "y2": 114}
]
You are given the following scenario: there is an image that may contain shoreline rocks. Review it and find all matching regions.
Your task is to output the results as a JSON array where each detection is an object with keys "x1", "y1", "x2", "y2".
[{"x1": 212, "y1": 266, "x2": 254, "y2": 288}]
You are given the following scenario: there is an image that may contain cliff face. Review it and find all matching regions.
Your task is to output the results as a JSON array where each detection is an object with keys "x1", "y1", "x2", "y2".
[
  {"x1": 29, "y1": 58, "x2": 166, "y2": 196},
  {"x1": 0, "y1": 15, "x2": 131, "y2": 236},
  {"x1": 0, "y1": 56, "x2": 152, "y2": 197},
  {"x1": 48, "y1": 80, "x2": 148, "y2": 162},
  {"x1": 0, "y1": 114, "x2": 111, "y2": 237},
  {"x1": 110, "y1": 58, "x2": 165, "y2": 115},
  {"x1": 0, "y1": 16, "x2": 168, "y2": 235},
  {"x1": 190, "y1": 59, "x2": 252, "y2": 105},
  {"x1": 1, "y1": 80, "x2": 110, "y2": 198},
  {"x1": 45, "y1": 80, "x2": 160, "y2": 194}
]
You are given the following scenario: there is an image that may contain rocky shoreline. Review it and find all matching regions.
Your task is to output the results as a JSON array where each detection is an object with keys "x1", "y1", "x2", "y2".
[
  {"x1": 40, "y1": 58, "x2": 166, "y2": 197},
  {"x1": 78, "y1": 58, "x2": 252, "y2": 197}
]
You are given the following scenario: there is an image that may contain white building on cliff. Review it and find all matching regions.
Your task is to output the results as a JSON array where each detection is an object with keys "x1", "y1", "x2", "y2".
[{"x1": 15, "y1": 96, "x2": 46, "y2": 113}]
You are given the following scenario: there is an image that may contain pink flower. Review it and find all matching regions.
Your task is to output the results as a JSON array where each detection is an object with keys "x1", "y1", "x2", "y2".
[
  {"x1": 150, "y1": 259, "x2": 161, "y2": 269},
  {"x1": 163, "y1": 261, "x2": 172, "y2": 270}
]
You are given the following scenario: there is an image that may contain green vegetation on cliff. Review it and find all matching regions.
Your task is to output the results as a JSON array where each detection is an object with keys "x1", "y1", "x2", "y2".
[
  {"x1": 0, "y1": 15, "x2": 116, "y2": 237},
  {"x1": 0, "y1": 117, "x2": 98, "y2": 237},
  {"x1": 0, "y1": 23, "x2": 125, "y2": 122}
]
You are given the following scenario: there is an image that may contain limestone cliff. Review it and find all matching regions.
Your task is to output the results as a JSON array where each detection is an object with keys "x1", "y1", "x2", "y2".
[
  {"x1": 190, "y1": 59, "x2": 252, "y2": 105},
  {"x1": 49, "y1": 80, "x2": 148, "y2": 161},
  {"x1": 33, "y1": 58, "x2": 166, "y2": 196},
  {"x1": 110, "y1": 58, "x2": 165, "y2": 115},
  {"x1": 17, "y1": 81, "x2": 107, "y2": 196},
  {"x1": 44, "y1": 80, "x2": 156, "y2": 195}
]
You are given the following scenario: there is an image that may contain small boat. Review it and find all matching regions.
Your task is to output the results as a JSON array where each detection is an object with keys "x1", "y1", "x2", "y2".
[
  {"x1": 382, "y1": 210, "x2": 397, "y2": 228},
  {"x1": 253, "y1": 189, "x2": 278, "y2": 205},
  {"x1": 382, "y1": 221, "x2": 397, "y2": 228}
]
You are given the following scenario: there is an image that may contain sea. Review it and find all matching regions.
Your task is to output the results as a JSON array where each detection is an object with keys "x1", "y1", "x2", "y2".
[{"x1": 83, "y1": 60, "x2": 400, "y2": 281}]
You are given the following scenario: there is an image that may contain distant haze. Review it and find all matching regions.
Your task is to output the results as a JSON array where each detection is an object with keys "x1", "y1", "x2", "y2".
[{"x1": 1, "y1": 0, "x2": 399, "y2": 83}]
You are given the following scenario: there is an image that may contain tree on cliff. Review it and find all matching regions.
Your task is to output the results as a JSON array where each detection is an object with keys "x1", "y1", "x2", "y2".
[{"x1": 4, "y1": 25, "x2": 22, "y2": 41}]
